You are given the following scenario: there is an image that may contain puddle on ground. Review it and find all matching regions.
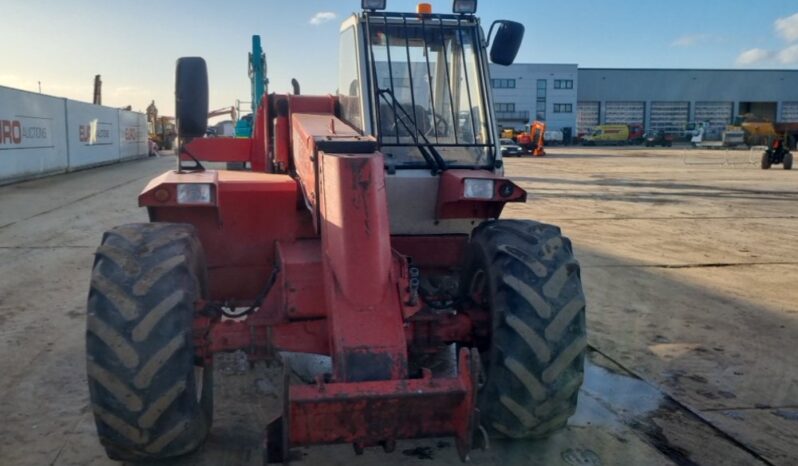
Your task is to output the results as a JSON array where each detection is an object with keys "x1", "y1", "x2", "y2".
[
  {"x1": 275, "y1": 349, "x2": 753, "y2": 465},
  {"x1": 572, "y1": 358, "x2": 665, "y2": 430}
]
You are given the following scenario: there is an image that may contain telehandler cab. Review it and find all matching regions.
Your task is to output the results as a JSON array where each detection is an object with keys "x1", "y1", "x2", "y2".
[{"x1": 86, "y1": 1, "x2": 587, "y2": 463}]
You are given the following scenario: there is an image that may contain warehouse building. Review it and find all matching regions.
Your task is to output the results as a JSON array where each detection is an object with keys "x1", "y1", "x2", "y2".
[
  {"x1": 489, "y1": 63, "x2": 578, "y2": 139},
  {"x1": 489, "y1": 65, "x2": 798, "y2": 139}
]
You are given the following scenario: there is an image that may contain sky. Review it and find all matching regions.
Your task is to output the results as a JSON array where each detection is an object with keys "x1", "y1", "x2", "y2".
[{"x1": 2, "y1": 0, "x2": 797, "y2": 117}]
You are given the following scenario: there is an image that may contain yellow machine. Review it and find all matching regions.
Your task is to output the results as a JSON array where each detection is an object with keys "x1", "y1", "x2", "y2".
[
  {"x1": 147, "y1": 116, "x2": 176, "y2": 150},
  {"x1": 724, "y1": 114, "x2": 776, "y2": 146}
]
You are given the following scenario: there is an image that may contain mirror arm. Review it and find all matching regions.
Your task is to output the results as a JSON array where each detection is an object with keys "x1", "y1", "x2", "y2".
[{"x1": 486, "y1": 20, "x2": 500, "y2": 46}]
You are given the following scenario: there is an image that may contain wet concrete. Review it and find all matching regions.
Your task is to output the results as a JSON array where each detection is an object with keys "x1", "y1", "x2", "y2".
[{"x1": 0, "y1": 148, "x2": 796, "y2": 465}]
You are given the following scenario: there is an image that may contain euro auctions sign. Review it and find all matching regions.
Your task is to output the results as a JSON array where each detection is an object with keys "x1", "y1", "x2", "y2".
[
  {"x1": 0, "y1": 116, "x2": 54, "y2": 150},
  {"x1": 78, "y1": 119, "x2": 113, "y2": 146}
]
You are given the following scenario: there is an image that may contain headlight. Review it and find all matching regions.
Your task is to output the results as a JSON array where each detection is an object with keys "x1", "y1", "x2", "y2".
[
  {"x1": 362, "y1": 0, "x2": 387, "y2": 10},
  {"x1": 464, "y1": 178, "x2": 494, "y2": 199},
  {"x1": 453, "y1": 0, "x2": 477, "y2": 14},
  {"x1": 177, "y1": 183, "x2": 212, "y2": 204}
]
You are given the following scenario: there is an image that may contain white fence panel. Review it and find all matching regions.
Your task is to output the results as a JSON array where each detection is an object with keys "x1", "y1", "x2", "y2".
[
  {"x1": 118, "y1": 110, "x2": 148, "y2": 160},
  {"x1": 66, "y1": 100, "x2": 120, "y2": 169},
  {"x1": 0, "y1": 86, "x2": 68, "y2": 183}
]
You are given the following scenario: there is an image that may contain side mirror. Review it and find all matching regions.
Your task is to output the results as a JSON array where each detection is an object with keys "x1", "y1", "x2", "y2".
[
  {"x1": 489, "y1": 20, "x2": 525, "y2": 66},
  {"x1": 175, "y1": 57, "x2": 209, "y2": 138}
]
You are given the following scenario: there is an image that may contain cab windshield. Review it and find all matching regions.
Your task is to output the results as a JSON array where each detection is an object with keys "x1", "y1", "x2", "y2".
[{"x1": 366, "y1": 15, "x2": 492, "y2": 168}]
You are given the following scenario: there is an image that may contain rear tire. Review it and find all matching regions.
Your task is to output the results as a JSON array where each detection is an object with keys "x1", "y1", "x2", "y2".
[
  {"x1": 761, "y1": 152, "x2": 772, "y2": 169},
  {"x1": 462, "y1": 220, "x2": 586, "y2": 439},
  {"x1": 86, "y1": 223, "x2": 213, "y2": 461},
  {"x1": 784, "y1": 152, "x2": 793, "y2": 170}
]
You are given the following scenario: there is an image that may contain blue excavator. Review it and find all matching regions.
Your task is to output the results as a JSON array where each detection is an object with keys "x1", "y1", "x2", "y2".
[{"x1": 234, "y1": 35, "x2": 268, "y2": 138}]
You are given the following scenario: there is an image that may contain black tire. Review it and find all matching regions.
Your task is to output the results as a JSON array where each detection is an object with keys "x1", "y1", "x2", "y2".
[
  {"x1": 86, "y1": 223, "x2": 213, "y2": 461},
  {"x1": 462, "y1": 220, "x2": 586, "y2": 439},
  {"x1": 761, "y1": 152, "x2": 772, "y2": 170},
  {"x1": 176, "y1": 57, "x2": 209, "y2": 138},
  {"x1": 784, "y1": 152, "x2": 793, "y2": 170}
]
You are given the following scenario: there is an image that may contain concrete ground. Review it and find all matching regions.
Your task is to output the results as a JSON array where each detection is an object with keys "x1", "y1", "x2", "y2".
[{"x1": 0, "y1": 147, "x2": 795, "y2": 465}]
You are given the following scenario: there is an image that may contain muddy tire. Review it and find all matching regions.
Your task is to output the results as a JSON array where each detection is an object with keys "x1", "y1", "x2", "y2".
[
  {"x1": 784, "y1": 152, "x2": 793, "y2": 170},
  {"x1": 462, "y1": 220, "x2": 586, "y2": 439},
  {"x1": 86, "y1": 223, "x2": 213, "y2": 461},
  {"x1": 761, "y1": 152, "x2": 772, "y2": 169}
]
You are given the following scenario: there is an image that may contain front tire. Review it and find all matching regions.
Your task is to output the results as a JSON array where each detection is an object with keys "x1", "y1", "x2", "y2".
[
  {"x1": 462, "y1": 220, "x2": 586, "y2": 439},
  {"x1": 784, "y1": 152, "x2": 793, "y2": 170},
  {"x1": 86, "y1": 223, "x2": 213, "y2": 461},
  {"x1": 761, "y1": 152, "x2": 772, "y2": 169}
]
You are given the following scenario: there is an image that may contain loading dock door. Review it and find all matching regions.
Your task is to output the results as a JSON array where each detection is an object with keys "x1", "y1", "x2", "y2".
[
  {"x1": 605, "y1": 101, "x2": 645, "y2": 126},
  {"x1": 739, "y1": 102, "x2": 777, "y2": 122},
  {"x1": 577, "y1": 102, "x2": 599, "y2": 136},
  {"x1": 781, "y1": 102, "x2": 798, "y2": 122},
  {"x1": 650, "y1": 102, "x2": 689, "y2": 133},
  {"x1": 695, "y1": 102, "x2": 733, "y2": 132}
]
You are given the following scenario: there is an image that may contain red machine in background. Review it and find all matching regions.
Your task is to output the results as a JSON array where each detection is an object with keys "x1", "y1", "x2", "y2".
[{"x1": 85, "y1": 2, "x2": 587, "y2": 464}]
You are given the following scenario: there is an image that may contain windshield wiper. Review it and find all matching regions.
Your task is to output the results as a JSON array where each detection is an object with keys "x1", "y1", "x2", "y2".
[{"x1": 377, "y1": 88, "x2": 447, "y2": 172}]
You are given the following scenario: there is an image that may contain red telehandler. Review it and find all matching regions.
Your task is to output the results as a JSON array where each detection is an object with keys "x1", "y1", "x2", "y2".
[{"x1": 85, "y1": 2, "x2": 586, "y2": 463}]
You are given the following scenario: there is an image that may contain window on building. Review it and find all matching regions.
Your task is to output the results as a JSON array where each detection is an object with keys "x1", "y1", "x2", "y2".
[
  {"x1": 491, "y1": 79, "x2": 516, "y2": 89},
  {"x1": 495, "y1": 103, "x2": 516, "y2": 112},
  {"x1": 536, "y1": 100, "x2": 546, "y2": 121},
  {"x1": 537, "y1": 79, "x2": 547, "y2": 98},
  {"x1": 554, "y1": 103, "x2": 573, "y2": 113},
  {"x1": 536, "y1": 80, "x2": 547, "y2": 120},
  {"x1": 554, "y1": 79, "x2": 574, "y2": 89}
]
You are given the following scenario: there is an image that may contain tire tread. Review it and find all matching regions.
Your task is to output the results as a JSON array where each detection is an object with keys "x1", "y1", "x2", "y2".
[
  {"x1": 86, "y1": 223, "x2": 212, "y2": 461},
  {"x1": 467, "y1": 219, "x2": 586, "y2": 439}
]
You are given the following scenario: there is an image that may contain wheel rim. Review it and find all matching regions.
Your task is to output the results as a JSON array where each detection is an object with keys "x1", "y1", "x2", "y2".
[{"x1": 468, "y1": 269, "x2": 488, "y2": 307}]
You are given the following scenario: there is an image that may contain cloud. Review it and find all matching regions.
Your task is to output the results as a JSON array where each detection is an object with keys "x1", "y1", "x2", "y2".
[
  {"x1": 776, "y1": 44, "x2": 798, "y2": 64},
  {"x1": 309, "y1": 11, "x2": 336, "y2": 25},
  {"x1": 670, "y1": 33, "x2": 720, "y2": 47},
  {"x1": 735, "y1": 48, "x2": 772, "y2": 66},
  {"x1": 775, "y1": 12, "x2": 798, "y2": 42}
]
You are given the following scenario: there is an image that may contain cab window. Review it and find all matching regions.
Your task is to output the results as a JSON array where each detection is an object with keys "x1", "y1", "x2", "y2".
[{"x1": 338, "y1": 26, "x2": 362, "y2": 131}]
